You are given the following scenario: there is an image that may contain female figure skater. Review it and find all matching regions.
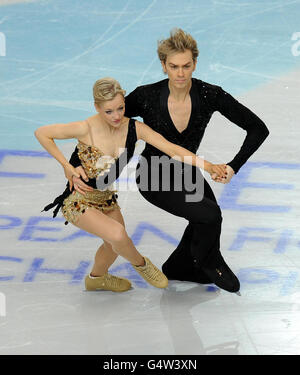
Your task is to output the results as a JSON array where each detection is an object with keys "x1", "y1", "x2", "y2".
[
  {"x1": 35, "y1": 77, "x2": 227, "y2": 293},
  {"x1": 69, "y1": 29, "x2": 269, "y2": 294}
]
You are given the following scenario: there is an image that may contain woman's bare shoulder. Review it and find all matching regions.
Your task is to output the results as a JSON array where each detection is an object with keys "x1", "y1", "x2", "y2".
[{"x1": 70, "y1": 119, "x2": 89, "y2": 137}]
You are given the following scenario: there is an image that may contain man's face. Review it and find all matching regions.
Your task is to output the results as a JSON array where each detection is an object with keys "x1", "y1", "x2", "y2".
[{"x1": 161, "y1": 49, "x2": 196, "y2": 89}]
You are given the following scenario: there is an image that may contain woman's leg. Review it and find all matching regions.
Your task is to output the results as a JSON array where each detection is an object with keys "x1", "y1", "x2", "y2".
[
  {"x1": 74, "y1": 207, "x2": 144, "y2": 266},
  {"x1": 90, "y1": 241, "x2": 117, "y2": 277},
  {"x1": 90, "y1": 209, "x2": 125, "y2": 277},
  {"x1": 73, "y1": 207, "x2": 168, "y2": 289}
]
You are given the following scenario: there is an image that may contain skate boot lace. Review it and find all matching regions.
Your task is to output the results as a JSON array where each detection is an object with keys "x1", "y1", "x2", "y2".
[
  {"x1": 105, "y1": 273, "x2": 124, "y2": 288},
  {"x1": 142, "y1": 261, "x2": 164, "y2": 281}
]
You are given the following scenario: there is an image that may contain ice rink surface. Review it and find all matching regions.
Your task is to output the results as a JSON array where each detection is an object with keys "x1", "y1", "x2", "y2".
[{"x1": 0, "y1": 0, "x2": 300, "y2": 356}]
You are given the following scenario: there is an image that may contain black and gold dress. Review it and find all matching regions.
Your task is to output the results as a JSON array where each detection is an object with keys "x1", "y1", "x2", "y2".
[{"x1": 43, "y1": 118, "x2": 137, "y2": 225}]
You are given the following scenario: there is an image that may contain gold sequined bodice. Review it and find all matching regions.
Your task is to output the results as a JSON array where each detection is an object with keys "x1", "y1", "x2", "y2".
[{"x1": 77, "y1": 141, "x2": 117, "y2": 179}]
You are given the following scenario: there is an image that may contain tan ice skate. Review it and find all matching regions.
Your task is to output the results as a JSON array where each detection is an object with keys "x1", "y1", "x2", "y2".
[
  {"x1": 85, "y1": 273, "x2": 132, "y2": 292},
  {"x1": 132, "y1": 256, "x2": 168, "y2": 289}
]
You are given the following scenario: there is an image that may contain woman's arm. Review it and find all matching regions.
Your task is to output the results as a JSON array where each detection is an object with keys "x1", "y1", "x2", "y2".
[
  {"x1": 135, "y1": 121, "x2": 227, "y2": 178},
  {"x1": 34, "y1": 121, "x2": 87, "y2": 189}
]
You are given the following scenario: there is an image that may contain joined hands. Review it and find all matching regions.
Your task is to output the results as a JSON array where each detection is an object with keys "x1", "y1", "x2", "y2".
[
  {"x1": 70, "y1": 163, "x2": 235, "y2": 195},
  {"x1": 211, "y1": 164, "x2": 235, "y2": 184}
]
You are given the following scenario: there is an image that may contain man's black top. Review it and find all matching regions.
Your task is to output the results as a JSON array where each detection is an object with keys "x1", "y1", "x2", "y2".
[{"x1": 70, "y1": 78, "x2": 269, "y2": 174}]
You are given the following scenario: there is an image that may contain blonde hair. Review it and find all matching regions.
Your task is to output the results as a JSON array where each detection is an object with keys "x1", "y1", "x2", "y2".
[
  {"x1": 157, "y1": 28, "x2": 199, "y2": 63},
  {"x1": 93, "y1": 77, "x2": 126, "y2": 104}
]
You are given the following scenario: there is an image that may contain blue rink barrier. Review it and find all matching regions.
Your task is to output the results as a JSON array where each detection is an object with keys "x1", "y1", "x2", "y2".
[
  {"x1": 1, "y1": 152, "x2": 299, "y2": 295},
  {"x1": 1, "y1": 214, "x2": 298, "y2": 255},
  {"x1": 0, "y1": 254, "x2": 298, "y2": 296},
  {"x1": 218, "y1": 161, "x2": 299, "y2": 212},
  {"x1": 0, "y1": 216, "x2": 299, "y2": 295}
]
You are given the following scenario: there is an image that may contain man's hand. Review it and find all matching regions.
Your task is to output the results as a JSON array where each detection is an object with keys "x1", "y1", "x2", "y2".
[
  {"x1": 224, "y1": 165, "x2": 235, "y2": 183},
  {"x1": 63, "y1": 163, "x2": 80, "y2": 191},
  {"x1": 72, "y1": 166, "x2": 94, "y2": 195}
]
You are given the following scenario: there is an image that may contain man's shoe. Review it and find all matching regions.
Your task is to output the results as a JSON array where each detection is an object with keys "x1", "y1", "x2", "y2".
[
  {"x1": 85, "y1": 273, "x2": 132, "y2": 292},
  {"x1": 132, "y1": 257, "x2": 168, "y2": 289},
  {"x1": 201, "y1": 262, "x2": 240, "y2": 293}
]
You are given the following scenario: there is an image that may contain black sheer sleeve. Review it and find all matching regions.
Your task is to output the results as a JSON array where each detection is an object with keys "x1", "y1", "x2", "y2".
[
  {"x1": 215, "y1": 87, "x2": 269, "y2": 174},
  {"x1": 69, "y1": 146, "x2": 81, "y2": 168},
  {"x1": 125, "y1": 86, "x2": 145, "y2": 118}
]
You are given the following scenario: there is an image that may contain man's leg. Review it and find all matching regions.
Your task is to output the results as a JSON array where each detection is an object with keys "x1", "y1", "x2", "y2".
[
  {"x1": 138, "y1": 170, "x2": 239, "y2": 292},
  {"x1": 161, "y1": 224, "x2": 212, "y2": 283},
  {"x1": 138, "y1": 184, "x2": 220, "y2": 267}
]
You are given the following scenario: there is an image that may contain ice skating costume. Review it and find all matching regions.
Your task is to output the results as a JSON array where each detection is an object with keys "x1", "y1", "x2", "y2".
[{"x1": 43, "y1": 118, "x2": 137, "y2": 225}]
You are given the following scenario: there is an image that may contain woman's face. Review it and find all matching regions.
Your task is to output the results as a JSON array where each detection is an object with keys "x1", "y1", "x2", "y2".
[
  {"x1": 97, "y1": 94, "x2": 125, "y2": 128},
  {"x1": 161, "y1": 49, "x2": 196, "y2": 89}
]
